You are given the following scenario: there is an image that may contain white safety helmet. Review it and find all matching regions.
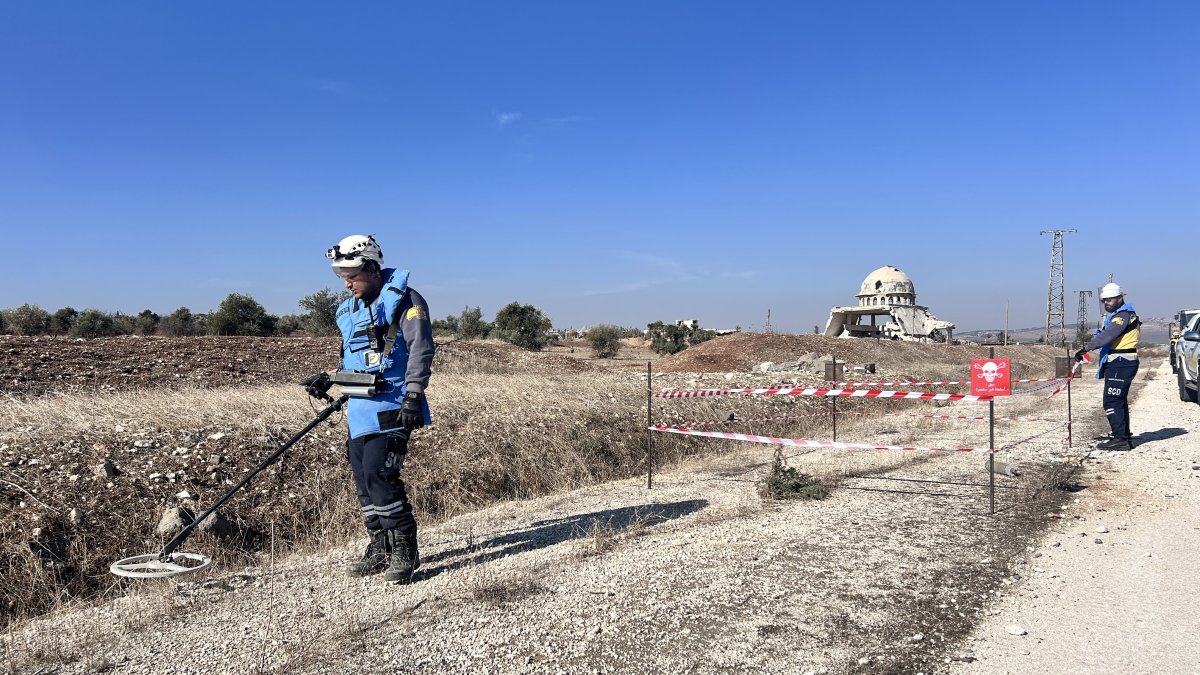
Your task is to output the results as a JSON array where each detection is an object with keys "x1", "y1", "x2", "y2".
[
  {"x1": 1099, "y1": 282, "x2": 1123, "y2": 300},
  {"x1": 326, "y1": 234, "x2": 383, "y2": 276}
]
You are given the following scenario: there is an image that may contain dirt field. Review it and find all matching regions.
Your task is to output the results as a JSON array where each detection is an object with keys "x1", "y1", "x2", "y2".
[{"x1": 1, "y1": 332, "x2": 1091, "y2": 673}]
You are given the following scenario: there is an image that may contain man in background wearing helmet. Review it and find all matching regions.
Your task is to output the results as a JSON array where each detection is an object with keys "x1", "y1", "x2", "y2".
[
  {"x1": 1075, "y1": 283, "x2": 1139, "y2": 451},
  {"x1": 325, "y1": 234, "x2": 434, "y2": 583}
]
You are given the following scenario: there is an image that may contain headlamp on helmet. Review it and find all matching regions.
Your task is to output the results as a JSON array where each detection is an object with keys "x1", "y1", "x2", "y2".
[{"x1": 327, "y1": 234, "x2": 383, "y2": 276}]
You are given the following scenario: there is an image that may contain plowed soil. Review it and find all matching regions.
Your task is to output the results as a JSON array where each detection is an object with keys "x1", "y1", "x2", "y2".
[{"x1": 0, "y1": 336, "x2": 597, "y2": 398}]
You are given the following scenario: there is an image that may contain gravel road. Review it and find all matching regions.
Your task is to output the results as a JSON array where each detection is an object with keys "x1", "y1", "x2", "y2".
[
  {"x1": 949, "y1": 359, "x2": 1200, "y2": 674},
  {"x1": 8, "y1": 364, "x2": 1158, "y2": 675}
]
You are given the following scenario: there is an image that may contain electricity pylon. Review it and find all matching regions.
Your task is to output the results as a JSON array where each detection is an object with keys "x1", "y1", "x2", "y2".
[
  {"x1": 1041, "y1": 229, "x2": 1076, "y2": 346},
  {"x1": 1075, "y1": 290, "x2": 1093, "y2": 347}
]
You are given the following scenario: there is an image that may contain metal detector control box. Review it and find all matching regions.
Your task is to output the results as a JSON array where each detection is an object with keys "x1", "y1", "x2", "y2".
[{"x1": 331, "y1": 370, "x2": 386, "y2": 398}]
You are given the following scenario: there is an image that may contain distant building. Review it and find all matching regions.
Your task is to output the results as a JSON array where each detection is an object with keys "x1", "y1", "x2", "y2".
[{"x1": 823, "y1": 266, "x2": 955, "y2": 342}]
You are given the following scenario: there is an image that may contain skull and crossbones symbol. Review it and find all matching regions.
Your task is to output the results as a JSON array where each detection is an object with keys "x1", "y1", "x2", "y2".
[{"x1": 973, "y1": 360, "x2": 1007, "y2": 383}]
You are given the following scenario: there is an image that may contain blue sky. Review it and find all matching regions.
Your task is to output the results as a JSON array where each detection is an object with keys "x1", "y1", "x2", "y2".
[{"x1": 1, "y1": 2, "x2": 1196, "y2": 333}]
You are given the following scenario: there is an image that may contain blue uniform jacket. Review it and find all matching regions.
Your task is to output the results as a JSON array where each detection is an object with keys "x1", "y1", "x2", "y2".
[
  {"x1": 1086, "y1": 302, "x2": 1139, "y2": 379},
  {"x1": 336, "y1": 268, "x2": 434, "y2": 438}
]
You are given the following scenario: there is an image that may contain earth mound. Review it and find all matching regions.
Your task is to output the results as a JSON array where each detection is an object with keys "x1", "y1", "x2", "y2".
[{"x1": 654, "y1": 332, "x2": 1062, "y2": 378}]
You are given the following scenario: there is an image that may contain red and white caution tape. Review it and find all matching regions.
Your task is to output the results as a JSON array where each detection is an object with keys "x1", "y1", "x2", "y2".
[
  {"x1": 666, "y1": 410, "x2": 1065, "y2": 428},
  {"x1": 650, "y1": 425, "x2": 994, "y2": 454},
  {"x1": 1011, "y1": 379, "x2": 1065, "y2": 396},
  {"x1": 653, "y1": 387, "x2": 993, "y2": 402},
  {"x1": 840, "y1": 411, "x2": 1067, "y2": 424},
  {"x1": 831, "y1": 377, "x2": 1063, "y2": 387},
  {"x1": 666, "y1": 411, "x2": 833, "y2": 428},
  {"x1": 1041, "y1": 359, "x2": 1085, "y2": 400}
]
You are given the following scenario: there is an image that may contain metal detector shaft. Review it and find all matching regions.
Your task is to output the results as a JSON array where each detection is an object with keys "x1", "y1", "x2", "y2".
[{"x1": 158, "y1": 394, "x2": 349, "y2": 559}]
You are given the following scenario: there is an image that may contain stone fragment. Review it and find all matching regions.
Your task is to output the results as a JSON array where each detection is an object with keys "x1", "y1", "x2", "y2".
[
  {"x1": 1006, "y1": 624, "x2": 1027, "y2": 636},
  {"x1": 156, "y1": 507, "x2": 193, "y2": 536},
  {"x1": 197, "y1": 510, "x2": 235, "y2": 539},
  {"x1": 68, "y1": 508, "x2": 84, "y2": 525},
  {"x1": 94, "y1": 459, "x2": 117, "y2": 479}
]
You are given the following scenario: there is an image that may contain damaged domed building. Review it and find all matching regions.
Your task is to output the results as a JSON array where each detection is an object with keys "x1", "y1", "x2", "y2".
[{"x1": 823, "y1": 265, "x2": 956, "y2": 342}]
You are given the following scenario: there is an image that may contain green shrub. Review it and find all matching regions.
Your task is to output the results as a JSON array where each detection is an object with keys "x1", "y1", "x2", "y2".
[
  {"x1": 111, "y1": 313, "x2": 137, "y2": 335},
  {"x1": 298, "y1": 288, "x2": 346, "y2": 336},
  {"x1": 5, "y1": 304, "x2": 51, "y2": 336},
  {"x1": 646, "y1": 321, "x2": 687, "y2": 355},
  {"x1": 50, "y1": 307, "x2": 78, "y2": 335},
  {"x1": 493, "y1": 302, "x2": 551, "y2": 351},
  {"x1": 134, "y1": 309, "x2": 159, "y2": 336},
  {"x1": 432, "y1": 314, "x2": 458, "y2": 336},
  {"x1": 585, "y1": 324, "x2": 623, "y2": 358},
  {"x1": 646, "y1": 321, "x2": 716, "y2": 355},
  {"x1": 208, "y1": 293, "x2": 277, "y2": 336},
  {"x1": 158, "y1": 307, "x2": 201, "y2": 337},
  {"x1": 458, "y1": 306, "x2": 491, "y2": 339},
  {"x1": 275, "y1": 314, "x2": 303, "y2": 335},
  {"x1": 69, "y1": 309, "x2": 118, "y2": 338},
  {"x1": 760, "y1": 451, "x2": 829, "y2": 501}
]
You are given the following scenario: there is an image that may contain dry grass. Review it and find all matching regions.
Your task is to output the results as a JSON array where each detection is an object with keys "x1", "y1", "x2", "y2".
[{"x1": 0, "y1": 370, "x2": 702, "y2": 628}]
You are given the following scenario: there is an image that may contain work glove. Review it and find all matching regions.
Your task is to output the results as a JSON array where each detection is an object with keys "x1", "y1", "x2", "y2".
[
  {"x1": 399, "y1": 391, "x2": 425, "y2": 430},
  {"x1": 301, "y1": 372, "x2": 333, "y2": 401},
  {"x1": 1073, "y1": 348, "x2": 1086, "y2": 363}
]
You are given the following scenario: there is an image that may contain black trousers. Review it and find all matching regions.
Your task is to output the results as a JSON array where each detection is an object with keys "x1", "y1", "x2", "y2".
[
  {"x1": 347, "y1": 430, "x2": 417, "y2": 534},
  {"x1": 1101, "y1": 359, "x2": 1139, "y2": 441}
]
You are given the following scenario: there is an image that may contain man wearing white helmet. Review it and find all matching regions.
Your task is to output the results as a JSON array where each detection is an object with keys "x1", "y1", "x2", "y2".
[
  {"x1": 1075, "y1": 282, "x2": 1139, "y2": 451},
  {"x1": 325, "y1": 234, "x2": 434, "y2": 582}
]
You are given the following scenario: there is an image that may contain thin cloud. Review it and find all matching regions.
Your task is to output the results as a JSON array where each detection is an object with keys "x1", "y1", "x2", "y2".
[
  {"x1": 582, "y1": 252, "x2": 697, "y2": 295},
  {"x1": 496, "y1": 112, "x2": 522, "y2": 127},
  {"x1": 616, "y1": 252, "x2": 692, "y2": 279}
]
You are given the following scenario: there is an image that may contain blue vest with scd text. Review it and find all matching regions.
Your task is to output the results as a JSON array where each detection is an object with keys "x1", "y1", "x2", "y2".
[
  {"x1": 335, "y1": 268, "x2": 430, "y2": 438},
  {"x1": 1095, "y1": 302, "x2": 1136, "y2": 379}
]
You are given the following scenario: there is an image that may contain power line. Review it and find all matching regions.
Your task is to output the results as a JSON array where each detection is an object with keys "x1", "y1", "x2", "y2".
[
  {"x1": 1075, "y1": 290, "x2": 1092, "y2": 347},
  {"x1": 1040, "y1": 229, "x2": 1076, "y2": 346}
]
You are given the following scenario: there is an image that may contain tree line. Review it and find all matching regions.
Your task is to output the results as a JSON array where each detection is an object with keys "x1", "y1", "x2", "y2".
[
  {"x1": 0, "y1": 292, "x2": 569, "y2": 352},
  {"x1": 2, "y1": 293, "x2": 718, "y2": 357}
]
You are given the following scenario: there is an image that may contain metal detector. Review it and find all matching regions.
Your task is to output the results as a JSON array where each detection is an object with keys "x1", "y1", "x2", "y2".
[{"x1": 110, "y1": 375, "x2": 349, "y2": 579}]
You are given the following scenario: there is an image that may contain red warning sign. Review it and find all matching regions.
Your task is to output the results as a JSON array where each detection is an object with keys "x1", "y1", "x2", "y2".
[{"x1": 970, "y1": 358, "x2": 1011, "y2": 396}]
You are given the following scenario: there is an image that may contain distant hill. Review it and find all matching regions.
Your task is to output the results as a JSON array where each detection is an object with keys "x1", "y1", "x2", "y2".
[{"x1": 958, "y1": 316, "x2": 1171, "y2": 346}]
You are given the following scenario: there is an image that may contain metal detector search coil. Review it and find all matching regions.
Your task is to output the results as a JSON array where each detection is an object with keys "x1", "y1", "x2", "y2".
[
  {"x1": 111, "y1": 552, "x2": 212, "y2": 579},
  {"x1": 110, "y1": 384, "x2": 350, "y2": 579}
]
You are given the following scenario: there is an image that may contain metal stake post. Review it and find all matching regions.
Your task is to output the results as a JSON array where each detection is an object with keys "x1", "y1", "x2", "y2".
[
  {"x1": 1065, "y1": 345, "x2": 1073, "y2": 448},
  {"x1": 988, "y1": 347, "x2": 996, "y2": 515},
  {"x1": 646, "y1": 361, "x2": 653, "y2": 490},
  {"x1": 831, "y1": 357, "x2": 838, "y2": 442}
]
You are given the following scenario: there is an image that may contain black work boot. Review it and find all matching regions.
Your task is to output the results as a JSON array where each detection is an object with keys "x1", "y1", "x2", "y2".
[
  {"x1": 382, "y1": 530, "x2": 420, "y2": 583},
  {"x1": 346, "y1": 529, "x2": 390, "y2": 577},
  {"x1": 1096, "y1": 437, "x2": 1132, "y2": 451}
]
